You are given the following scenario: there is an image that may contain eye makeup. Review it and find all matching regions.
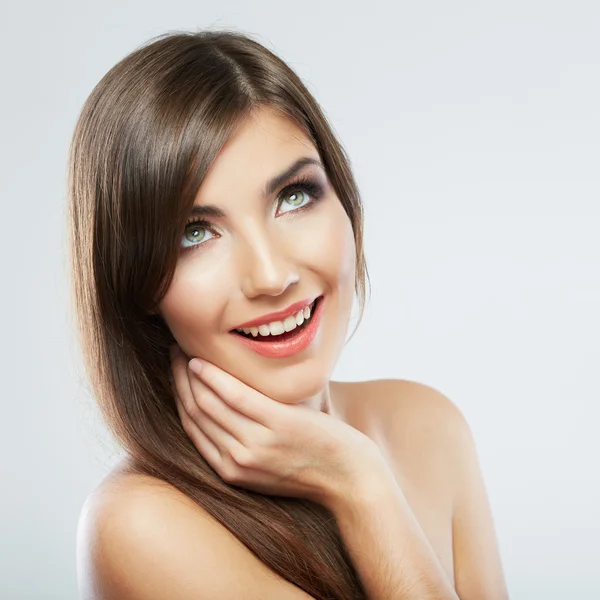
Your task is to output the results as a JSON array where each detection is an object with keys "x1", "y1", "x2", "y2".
[{"x1": 180, "y1": 174, "x2": 327, "y2": 253}]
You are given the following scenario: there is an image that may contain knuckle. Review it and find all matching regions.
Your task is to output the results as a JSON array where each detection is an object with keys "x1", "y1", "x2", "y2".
[
  {"x1": 228, "y1": 389, "x2": 245, "y2": 408},
  {"x1": 258, "y1": 428, "x2": 277, "y2": 449},
  {"x1": 187, "y1": 404, "x2": 203, "y2": 423},
  {"x1": 181, "y1": 420, "x2": 194, "y2": 438},
  {"x1": 230, "y1": 444, "x2": 253, "y2": 468},
  {"x1": 219, "y1": 460, "x2": 241, "y2": 484}
]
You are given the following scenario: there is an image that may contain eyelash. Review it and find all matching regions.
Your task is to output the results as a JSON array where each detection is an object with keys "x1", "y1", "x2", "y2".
[{"x1": 181, "y1": 175, "x2": 326, "y2": 253}]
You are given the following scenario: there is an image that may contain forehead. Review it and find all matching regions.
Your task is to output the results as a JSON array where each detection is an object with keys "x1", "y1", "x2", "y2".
[{"x1": 195, "y1": 107, "x2": 319, "y2": 206}]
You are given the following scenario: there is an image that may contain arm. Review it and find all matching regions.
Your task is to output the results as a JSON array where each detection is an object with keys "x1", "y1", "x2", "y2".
[
  {"x1": 449, "y1": 399, "x2": 510, "y2": 599},
  {"x1": 321, "y1": 382, "x2": 509, "y2": 600},
  {"x1": 323, "y1": 462, "x2": 460, "y2": 600}
]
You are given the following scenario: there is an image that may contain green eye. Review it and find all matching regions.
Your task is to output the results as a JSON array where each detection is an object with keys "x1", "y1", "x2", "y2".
[
  {"x1": 276, "y1": 176, "x2": 325, "y2": 216},
  {"x1": 280, "y1": 190, "x2": 310, "y2": 213},
  {"x1": 181, "y1": 221, "x2": 216, "y2": 250},
  {"x1": 185, "y1": 226, "x2": 207, "y2": 243},
  {"x1": 284, "y1": 191, "x2": 306, "y2": 206}
]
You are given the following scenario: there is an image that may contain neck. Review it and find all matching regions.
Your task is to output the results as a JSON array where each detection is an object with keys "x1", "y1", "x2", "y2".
[{"x1": 298, "y1": 381, "x2": 341, "y2": 420}]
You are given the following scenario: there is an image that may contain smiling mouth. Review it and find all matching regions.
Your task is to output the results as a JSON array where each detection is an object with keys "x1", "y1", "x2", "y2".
[{"x1": 230, "y1": 296, "x2": 321, "y2": 342}]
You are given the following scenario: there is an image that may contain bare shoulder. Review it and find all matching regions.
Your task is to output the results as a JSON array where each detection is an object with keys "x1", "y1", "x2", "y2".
[
  {"x1": 77, "y1": 464, "x2": 314, "y2": 600},
  {"x1": 363, "y1": 378, "x2": 471, "y2": 492},
  {"x1": 333, "y1": 378, "x2": 469, "y2": 459},
  {"x1": 332, "y1": 379, "x2": 471, "y2": 517},
  {"x1": 334, "y1": 379, "x2": 509, "y2": 598}
]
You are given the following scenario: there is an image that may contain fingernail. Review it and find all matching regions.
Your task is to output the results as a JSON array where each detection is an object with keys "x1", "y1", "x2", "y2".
[{"x1": 188, "y1": 358, "x2": 203, "y2": 375}]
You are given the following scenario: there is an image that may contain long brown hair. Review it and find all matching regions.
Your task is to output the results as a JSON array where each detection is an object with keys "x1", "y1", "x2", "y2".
[{"x1": 67, "y1": 28, "x2": 370, "y2": 600}]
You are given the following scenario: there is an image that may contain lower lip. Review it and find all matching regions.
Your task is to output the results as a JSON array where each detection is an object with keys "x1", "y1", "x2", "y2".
[{"x1": 230, "y1": 296, "x2": 325, "y2": 358}]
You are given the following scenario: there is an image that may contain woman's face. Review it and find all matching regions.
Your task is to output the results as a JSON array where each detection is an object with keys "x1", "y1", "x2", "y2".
[{"x1": 158, "y1": 106, "x2": 356, "y2": 404}]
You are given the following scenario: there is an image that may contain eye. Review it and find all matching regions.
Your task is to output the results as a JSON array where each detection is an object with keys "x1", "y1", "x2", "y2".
[
  {"x1": 180, "y1": 176, "x2": 325, "y2": 253},
  {"x1": 278, "y1": 189, "x2": 312, "y2": 214},
  {"x1": 275, "y1": 176, "x2": 325, "y2": 216},
  {"x1": 181, "y1": 220, "x2": 216, "y2": 250}
]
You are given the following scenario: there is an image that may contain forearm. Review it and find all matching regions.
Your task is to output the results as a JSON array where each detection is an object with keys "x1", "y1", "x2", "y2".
[{"x1": 324, "y1": 464, "x2": 459, "y2": 600}]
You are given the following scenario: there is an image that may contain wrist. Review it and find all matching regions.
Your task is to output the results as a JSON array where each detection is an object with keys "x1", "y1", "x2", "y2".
[{"x1": 320, "y1": 436, "x2": 400, "y2": 515}]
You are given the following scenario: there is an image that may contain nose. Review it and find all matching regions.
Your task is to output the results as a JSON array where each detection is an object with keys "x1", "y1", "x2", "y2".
[{"x1": 238, "y1": 229, "x2": 300, "y2": 299}]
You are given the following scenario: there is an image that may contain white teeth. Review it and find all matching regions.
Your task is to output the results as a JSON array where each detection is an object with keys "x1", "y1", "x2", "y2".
[
  {"x1": 268, "y1": 321, "x2": 285, "y2": 335},
  {"x1": 283, "y1": 315, "x2": 297, "y2": 332},
  {"x1": 235, "y1": 299, "x2": 318, "y2": 338}
]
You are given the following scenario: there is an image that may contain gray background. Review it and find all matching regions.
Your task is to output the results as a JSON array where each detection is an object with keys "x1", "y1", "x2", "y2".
[{"x1": 2, "y1": 1, "x2": 599, "y2": 598}]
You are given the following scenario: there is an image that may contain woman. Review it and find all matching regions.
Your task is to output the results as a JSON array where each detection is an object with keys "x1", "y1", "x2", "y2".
[{"x1": 70, "y1": 29, "x2": 508, "y2": 599}]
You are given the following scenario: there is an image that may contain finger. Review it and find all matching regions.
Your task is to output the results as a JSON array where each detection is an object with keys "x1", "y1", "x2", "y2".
[
  {"x1": 188, "y1": 359, "x2": 279, "y2": 428},
  {"x1": 171, "y1": 346, "x2": 251, "y2": 444},
  {"x1": 173, "y1": 387, "x2": 222, "y2": 467},
  {"x1": 171, "y1": 347, "x2": 246, "y2": 455},
  {"x1": 187, "y1": 365, "x2": 263, "y2": 442},
  {"x1": 174, "y1": 388, "x2": 248, "y2": 483},
  {"x1": 170, "y1": 347, "x2": 233, "y2": 455},
  {"x1": 171, "y1": 345, "x2": 205, "y2": 424}
]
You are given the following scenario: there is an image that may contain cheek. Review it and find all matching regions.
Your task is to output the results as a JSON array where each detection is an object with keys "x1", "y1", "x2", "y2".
[
  {"x1": 158, "y1": 202, "x2": 356, "y2": 351},
  {"x1": 305, "y1": 202, "x2": 356, "y2": 286},
  {"x1": 158, "y1": 264, "x2": 223, "y2": 348}
]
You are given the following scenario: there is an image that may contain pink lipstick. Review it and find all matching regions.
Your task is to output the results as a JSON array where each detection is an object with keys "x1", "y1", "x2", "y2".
[{"x1": 230, "y1": 295, "x2": 325, "y2": 358}]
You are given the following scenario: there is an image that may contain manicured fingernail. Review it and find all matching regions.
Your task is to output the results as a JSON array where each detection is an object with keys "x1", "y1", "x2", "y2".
[{"x1": 188, "y1": 359, "x2": 203, "y2": 375}]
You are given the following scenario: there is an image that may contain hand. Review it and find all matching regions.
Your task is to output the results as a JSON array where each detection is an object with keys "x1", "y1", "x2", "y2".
[{"x1": 169, "y1": 344, "x2": 384, "y2": 507}]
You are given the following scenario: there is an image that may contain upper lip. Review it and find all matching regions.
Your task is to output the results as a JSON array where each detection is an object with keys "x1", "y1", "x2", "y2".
[{"x1": 232, "y1": 295, "x2": 320, "y2": 330}]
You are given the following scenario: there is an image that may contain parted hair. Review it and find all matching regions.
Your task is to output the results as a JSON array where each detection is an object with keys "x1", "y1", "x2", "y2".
[{"x1": 67, "y1": 28, "x2": 370, "y2": 600}]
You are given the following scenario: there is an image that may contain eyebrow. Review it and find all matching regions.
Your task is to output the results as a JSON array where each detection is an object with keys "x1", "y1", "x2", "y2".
[{"x1": 188, "y1": 156, "x2": 324, "y2": 219}]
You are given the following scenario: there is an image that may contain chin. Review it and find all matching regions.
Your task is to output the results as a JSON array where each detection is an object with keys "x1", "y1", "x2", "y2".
[{"x1": 244, "y1": 367, "x2": 330, "y2": 405}]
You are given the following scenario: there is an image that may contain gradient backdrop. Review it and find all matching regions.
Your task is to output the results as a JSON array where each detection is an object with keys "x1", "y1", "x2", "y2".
[{"x1": 2, "y1": 1, "x2": 599, "y2": 598}]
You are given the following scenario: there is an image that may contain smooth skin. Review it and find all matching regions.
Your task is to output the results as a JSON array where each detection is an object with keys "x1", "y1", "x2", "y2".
[
  {"x1": 157, "y1": 106, "x2": 356, "y2": 410},
  {"x1": 169, "y1": 347, "x2": 384, "y2": 505},
  {"x1": 77, "y1": 106, "x2": 509, "y2": 599}
]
